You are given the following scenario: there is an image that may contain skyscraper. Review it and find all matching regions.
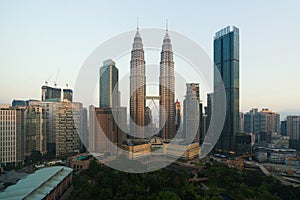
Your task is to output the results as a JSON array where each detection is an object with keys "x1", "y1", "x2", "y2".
[
  {"x1": 130, "y1": 28, "x2": 146, "y2": 142},
  {"x1": 99, "y1": 59, "x2": 119, "y2": 108},
  {"x1": 25, "y1": 105, "x2": 47, "y2": 157},
  {"x1": 214, "y1": 26, "x2": 240, "y2": 152},
  {"x1": 183, "y1": 83, "x2": 200, "y2": 143},
  {"x1": 159, "y1": 29, "x2": 175, "y2": 142},
  {"x1": 244, "y1": 108, "x2": 266, "y2": 142},
  {"x1": 260, "y1": 108, "x2": 280, "y2": 134},
  {"x1": 287, "y1": 116, "x2": 300, "y2": 141}
]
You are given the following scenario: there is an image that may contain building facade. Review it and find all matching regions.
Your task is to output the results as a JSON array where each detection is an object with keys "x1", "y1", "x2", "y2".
[
  {"x1": 25, "y1": 105, "x2": 47, "y2": 157},
  {"x1": 159, "y1": 30, "x2": 175, "y2": 142},
  {"x1": 130, "y1": 28, "x2": 146, "y2": 142},
  {"x1": 214, "y1": 26, "x2": 240, "y2": 152},
  {"x1": 41, "y1": 85, "x2": 61, "y2": 102},
  {"x1": 183, "y1": 83, "x2": 200, "y2": 143},
  {"x1": 244, "y1": 108, "x2": 266, "y2": 142},
  {"x1": 99, "y1": 59, "x2": 119, "y2": 108},
  {"x1": 89, "y1": 106, "x2": 127, "y2": 153},
  {"x1": 63, "y1": 88, "x2": 73, "y2": 102},
  {"x1": 260, "y1": 108, "x2": 280, "y2": 134},
  {"x1": 30, "y1": 100, "x2": 83, "y2": 157},
  {"x1": 0, "y1": 106, "x2": 25, "y2": 165},
  {"x1": 287, "y1": 116, "x2": 300, "y2": 140}
]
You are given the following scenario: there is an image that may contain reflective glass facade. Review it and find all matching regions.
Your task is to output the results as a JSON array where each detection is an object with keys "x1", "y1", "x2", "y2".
[{"x1": 214, "y1": 26, "x2": 240, "y2": 152}]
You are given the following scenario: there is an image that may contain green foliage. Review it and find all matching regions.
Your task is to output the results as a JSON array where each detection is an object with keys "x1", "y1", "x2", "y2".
[{"x1": 67, "y1": 159, "x2": 300, "y2": 200}]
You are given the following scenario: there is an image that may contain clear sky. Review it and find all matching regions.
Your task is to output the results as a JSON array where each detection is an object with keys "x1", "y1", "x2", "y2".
[{"x1": 0, "y1": 0, "x2": 300, "y2": 118}]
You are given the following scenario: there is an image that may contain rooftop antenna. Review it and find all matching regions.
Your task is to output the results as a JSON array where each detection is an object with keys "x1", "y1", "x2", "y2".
[{"x1": 166, "y1": 19, "x2": 168, "y2": 31}]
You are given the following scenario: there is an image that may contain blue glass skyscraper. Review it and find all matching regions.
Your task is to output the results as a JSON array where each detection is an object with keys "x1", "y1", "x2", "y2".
[{"x1": 214, "y1": 26, "x2": 240, "y2": 152}]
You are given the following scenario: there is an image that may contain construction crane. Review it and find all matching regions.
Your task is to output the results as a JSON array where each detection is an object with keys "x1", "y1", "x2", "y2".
[{"x1": 44, "y1": 73, "x2": 53, "y2": 86}]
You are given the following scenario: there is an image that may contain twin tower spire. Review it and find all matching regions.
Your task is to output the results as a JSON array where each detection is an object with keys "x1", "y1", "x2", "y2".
[{"x1": 130, "y1": 25, "x2": 175, "y2": 143}]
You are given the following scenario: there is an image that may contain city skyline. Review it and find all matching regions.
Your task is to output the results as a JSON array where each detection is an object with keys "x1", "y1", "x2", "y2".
[{"x1": 1, "y1": 1, "x2": 300, "y2": 118}]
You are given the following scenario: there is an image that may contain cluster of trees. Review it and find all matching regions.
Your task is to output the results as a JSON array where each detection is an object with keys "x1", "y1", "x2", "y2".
[
  {"x1": 203, "y1": 163, "x2": 300, "y2": 199},
  {"x1": 67, "y1": 160, "x2": 300, "y2": 200}
]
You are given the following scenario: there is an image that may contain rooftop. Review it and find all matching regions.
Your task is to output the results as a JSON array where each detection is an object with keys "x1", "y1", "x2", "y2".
[{"x1": 0, "y1": 166, "x2": 73, "y2": 200}]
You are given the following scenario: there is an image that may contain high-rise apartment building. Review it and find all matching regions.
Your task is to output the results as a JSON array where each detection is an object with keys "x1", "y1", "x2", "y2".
[
  {"x1": 287, "y1": 116, "x2": 300, "y2": 141},
  {"x1": 0, "y1": 106, "x2": 25, "y2": 165},
  {"x1": 99, "y1": 59, "x2": 119, "y2": 108},
  {"x1": 260, "y1": 108, "x2": 280, "y2": 134},
  {"x1": 55, "y1": 101, "x2": 82, "y2": 157},
  {"x1": 244, "y1": 108, "x2": 266, "y2": 139},
  {"x1": 130, "y1": 28, "x2": 146, "y2": 142},
  {"x1": 159, "y1": 30, "x2": 175, "y2": 142},
  {"x1": 214, "y1": 26, "x2": 240, "y2": 152},
  {"x1": 30, "y1": 100, "x2": 83, "y2": 157},
  {"x1": 25, "y1": 105, "x2": 47, "y2": 157}
]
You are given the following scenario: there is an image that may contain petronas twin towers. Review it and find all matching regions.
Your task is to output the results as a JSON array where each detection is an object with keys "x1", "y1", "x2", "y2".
[{"x1": 130, "y1": 27, "x2": 175, "y2": 143}]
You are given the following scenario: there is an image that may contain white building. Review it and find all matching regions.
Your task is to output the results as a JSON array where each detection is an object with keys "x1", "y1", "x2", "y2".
[{"x1": 0, "y1": 106, "x2": 25, "y2": 165}]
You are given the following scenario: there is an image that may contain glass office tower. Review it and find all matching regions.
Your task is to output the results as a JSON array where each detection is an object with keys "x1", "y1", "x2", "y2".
[{"x1": 214, "y1": 26, "x2": 240, "y2": 152}]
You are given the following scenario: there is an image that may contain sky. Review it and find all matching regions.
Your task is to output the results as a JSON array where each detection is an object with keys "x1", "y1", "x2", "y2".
[{"x1": 0, "y1": 0, "x2": 300, "y2": 118}]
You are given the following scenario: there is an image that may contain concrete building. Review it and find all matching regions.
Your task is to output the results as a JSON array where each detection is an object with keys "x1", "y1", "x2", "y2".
[
  {"x1": 260, "y1": 108, "x2": 280, "y2": 134},
  {"x1": 55, "y1": 101, "x2": 82, "y2": 157},
  {"x1": 159, "y1": 29, "x2": 175, "y2": 142},
  {"x1": 165, "y1": 142, "x2": 200, "y2": 161},
  {"x1": 89, "y1": 106, "x2": 127, "y2": 154},
  {"x1": 214, "y1": 26, "x2": 240, "y2": 152},
  {"x1": 0, "y1": 106, "x2": 25, "y2": 165},
  {"x1": 25, "y1": 105, "x2": 47, "y2": 157},
  {"x1": 183, "y1": 83, "x2": 200, "y2": 143},
  {"x1": 68, "y1": 154, "x2": 91, "y2": 171},
  {"x1": 0, "y1": 166, "x2": 73, "y2": 200},
  {"x1": 244, "y1": 108, "x2": 266, "y2": 142},
  {"x1": 287, "y1": 116, "x2": 300, "y2": 140},
  {"x1": 30, "y1": 100, "x2": 82, "y2": 157}
]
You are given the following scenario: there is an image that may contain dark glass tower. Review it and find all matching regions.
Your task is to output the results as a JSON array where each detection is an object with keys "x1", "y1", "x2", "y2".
[
  {"x1": 99, "y1": 59, "x2": 119, "y2": 108},
  {"x1": 214, "y1": 26, "x2": 240, "y2": 152}
]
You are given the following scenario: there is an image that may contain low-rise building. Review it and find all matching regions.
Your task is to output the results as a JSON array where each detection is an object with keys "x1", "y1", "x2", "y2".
[
  {"x1": 0, "y1": 166, "x2": 73, "y2": 200},
  {"x1": 68, "y1": 154, "x2": 91, "y2": 171}
]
